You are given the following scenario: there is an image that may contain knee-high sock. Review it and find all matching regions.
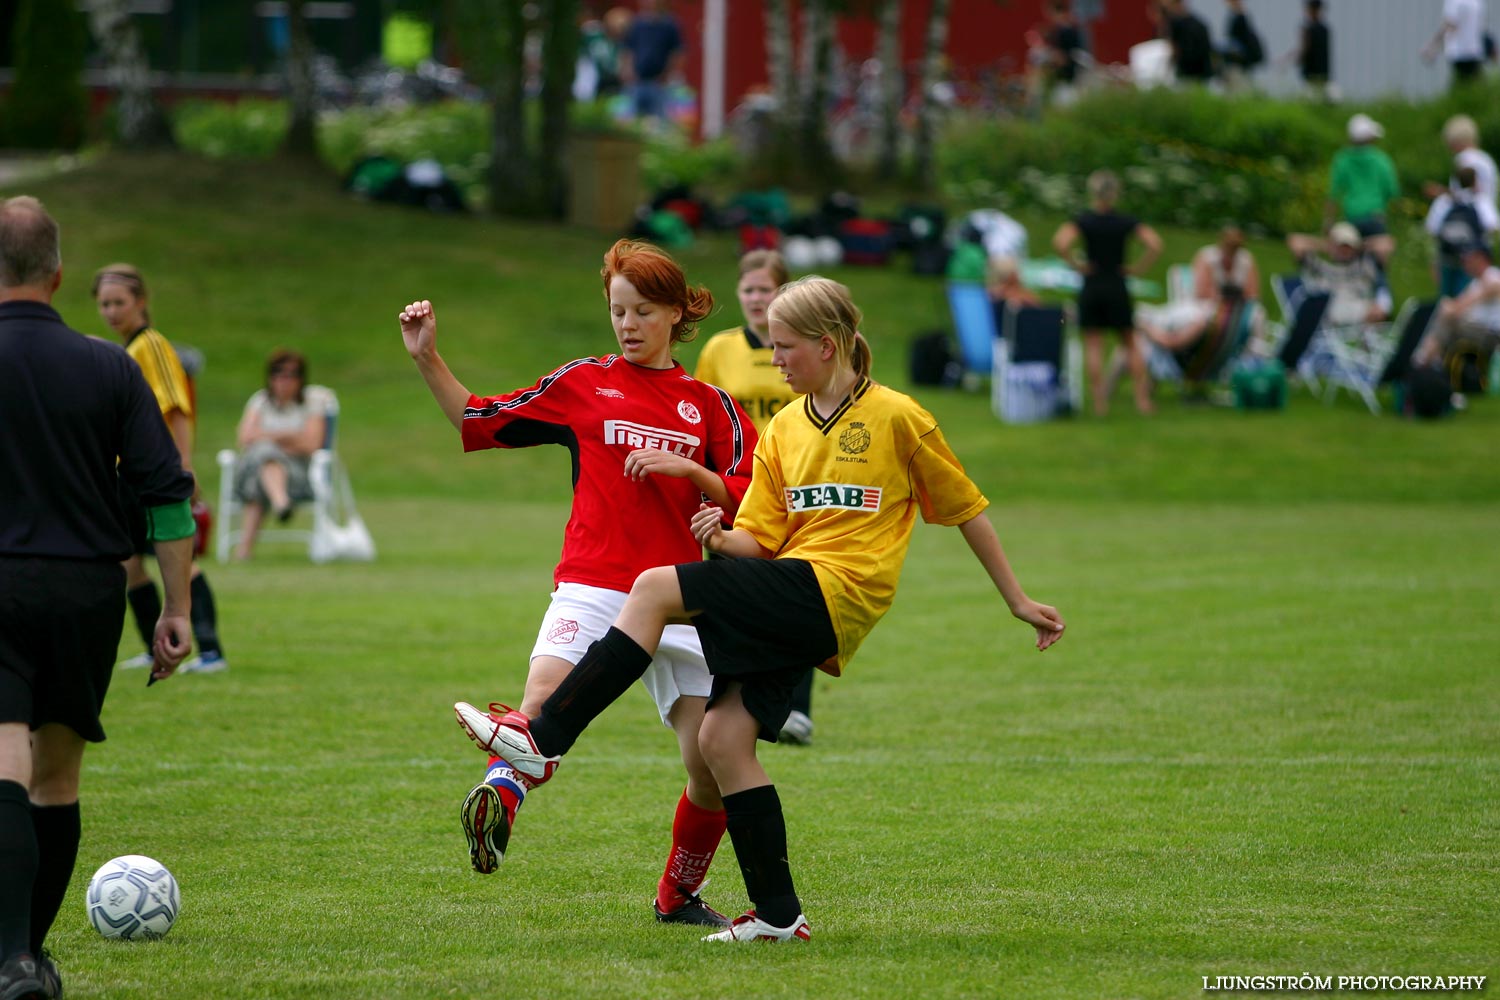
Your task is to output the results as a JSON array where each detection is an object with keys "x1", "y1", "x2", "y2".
[
  {"x1": 28, "y1": 802, "x2": 79, "y2": 955},
  {"x1": 723, "y1": 784, "x2": 801, "y2": 928},
  {"x1": 528, "y1": 627, "x2": 652, "y2": 757},
  {"x1": 0, "y1": 781, "x2": 38, "y2": 958},
  {"x1": 126, "y1": 581, "x2": 161, "y2": 651},
  {"x1": 656, "y1": 789, "x2": 727, "y2": 912},
  {"x1": 480, "y1": 757, "x2": 527, "y2": 826},
  {"x1": 189, "y1": 573, "x2": 222, "y2": 657}
]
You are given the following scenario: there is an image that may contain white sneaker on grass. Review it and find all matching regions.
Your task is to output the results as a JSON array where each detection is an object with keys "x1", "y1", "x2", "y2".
[
  {"x1": 701, "y1": 911, "x2": 811, "y2": 943},
  {"x1": 779, "y1": 710, "x2": 814, "y2": 746},
  {"x1": 179, "y1": 652, "x2": 228, "y2": 674},
  {"x1": 116, "y1": 652, "x2": 153, "y2": 670}
]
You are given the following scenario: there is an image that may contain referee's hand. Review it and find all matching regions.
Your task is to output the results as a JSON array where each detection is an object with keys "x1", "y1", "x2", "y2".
[{"x1": 148, "y1": 615, "x2": 193, "y2": 686}]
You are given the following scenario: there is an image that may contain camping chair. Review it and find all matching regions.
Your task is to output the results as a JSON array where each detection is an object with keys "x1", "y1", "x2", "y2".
[
  {"x1": 1143, "y1": 298, "x2": 1261, "y2": 399},
  {"x1": 1317, "y1": 298, "x2": 1436, "y2": 414},
  {"x1": 991, "y1": 303, "x2": 1076, "y2": 423},
  {"x1": 946, "y1": 280, "x2": 998, "y2": 381},
  {"x1": 1270, "y1": 289, "x2": 1332, "y2": 396},
  {"x1": 1166, "y1": 263, "x2": 1196, "y2": 304},
  {"x1": 214, "y1": 385, "x2": 375, "y2": 564}
]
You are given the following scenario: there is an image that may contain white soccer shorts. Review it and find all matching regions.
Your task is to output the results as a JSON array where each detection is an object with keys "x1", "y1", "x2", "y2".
[{"x1": 529, "y1": 581, "x2": 709, "y2": 725}]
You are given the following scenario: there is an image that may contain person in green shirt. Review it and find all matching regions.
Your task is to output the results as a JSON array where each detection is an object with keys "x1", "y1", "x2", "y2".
[{"x1": 1327, "y1": 113, "x2": 1400, "y2": 264}]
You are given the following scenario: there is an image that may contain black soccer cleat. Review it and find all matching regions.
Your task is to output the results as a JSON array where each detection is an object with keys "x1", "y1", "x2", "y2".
[
  {"x1": 460, "y1": 782, "x2": 511, "y2": 875},
  {"x1": 0, "y1": 952, "x2": 46, "y2": 1000},
  {"x1": 654, "y1": 885, "x2": 731, "y2": 928}
]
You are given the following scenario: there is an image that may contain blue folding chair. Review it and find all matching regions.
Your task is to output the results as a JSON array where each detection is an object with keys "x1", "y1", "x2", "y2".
[{"x1": 946, "y1": 281, "x2": 998, "y2": 379}]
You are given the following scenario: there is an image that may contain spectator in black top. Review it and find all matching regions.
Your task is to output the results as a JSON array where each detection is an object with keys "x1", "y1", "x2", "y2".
[
  {"x1": 620, "y1": 0, "x2": 683, "y2": 125},
  {"x1": 0, "y1": 196, "x2": 195, "y2": 1000},
  {"x1": 1052, "y1": 170, "x2": 1164, "y2": 416},
  {"x1": 1288, "y1": 0, "x2": 1332, "y2": 100},
  {"x1": 1160, "y1": 0, "x2": 1215, "y2": 83},
  {"x1": 1220, "y1": 0, "x2": 1265, "y2": 86},
  {"x1": 1044, "y1": 1, "x2": 1087, "y2": 89}
]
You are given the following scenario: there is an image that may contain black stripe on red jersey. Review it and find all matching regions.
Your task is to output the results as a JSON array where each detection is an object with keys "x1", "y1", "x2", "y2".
[
  {"x1": 461, "y1": 355, "x2": 610, "y2": 420},
  {"x1": 703, "y1": 383, "x2": 747, "y2": 474},
  {"x1": 800, "y1": 377, "x2": 871, "y2": 436}
]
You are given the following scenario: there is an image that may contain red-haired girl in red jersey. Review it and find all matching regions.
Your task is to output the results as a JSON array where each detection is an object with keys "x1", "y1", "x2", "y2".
[{"x1": 400, "y1": 240, "x2": 757, "y2": 927}]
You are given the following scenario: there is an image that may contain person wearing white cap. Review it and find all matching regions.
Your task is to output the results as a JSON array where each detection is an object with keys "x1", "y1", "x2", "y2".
[
  {"x1": 1287, "y1": 224, "x2": 1394, "y2": 327},
  {"x1": 1326, "y1": 113, "x2": 1399, "y2": 263}
]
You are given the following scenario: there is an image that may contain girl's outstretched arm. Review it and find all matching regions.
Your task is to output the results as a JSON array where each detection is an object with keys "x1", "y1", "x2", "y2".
[{"x1": 959, "y1": 512, "x2": 1066, "y2": 651}]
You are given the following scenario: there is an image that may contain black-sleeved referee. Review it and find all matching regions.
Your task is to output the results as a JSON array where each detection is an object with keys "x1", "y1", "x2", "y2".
[{"x1": 0, "y1": 196, "x2": 195, "y2": 1000}]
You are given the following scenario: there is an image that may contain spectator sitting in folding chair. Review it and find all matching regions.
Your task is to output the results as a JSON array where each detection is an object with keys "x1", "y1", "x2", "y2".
[
  {"x1": 1134, "y1": 226, "x2": 1254, "y2": 379},
  {"x1": 1412, "y1": 243, "x2": 1500, "y2": 405},
  {"x1": 228, "y1": 349, "x2": 328, "y2": 560},
  {"x1": 986, "y1": 255, "x2": 1041, "y2": 311},
  {"x1": 1288, "y1": 224, "x2": 1392, "y2": 328}
]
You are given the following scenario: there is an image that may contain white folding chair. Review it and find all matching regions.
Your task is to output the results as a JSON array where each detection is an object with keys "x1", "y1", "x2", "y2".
[{"x1": 214, "y1": 385, "x2": 374, "y2": 563}]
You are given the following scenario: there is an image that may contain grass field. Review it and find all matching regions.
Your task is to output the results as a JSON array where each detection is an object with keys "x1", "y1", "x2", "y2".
[{"x1": 9, "y1": 155, "x2": 1499, "y2": 999}]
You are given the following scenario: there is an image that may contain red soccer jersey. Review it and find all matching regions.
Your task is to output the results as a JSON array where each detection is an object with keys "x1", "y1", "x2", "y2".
[{"x1": 461, "y1": 355, "x2": 756, "y2": 592}]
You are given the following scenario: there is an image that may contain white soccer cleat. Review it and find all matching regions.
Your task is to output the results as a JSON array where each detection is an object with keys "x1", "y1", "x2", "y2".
[
  {"x1": 453, "y1": 702, "x2": 560, "y2": 786},
  {"x1": 779, "y1": 710, "x2": 814, "y2": 746},
  {"x1": 116, "y1": 652, "x2": 154, "y2": 670},
  {"x1": 701, "y1": 910, "x2": 811, "y2": 943}
]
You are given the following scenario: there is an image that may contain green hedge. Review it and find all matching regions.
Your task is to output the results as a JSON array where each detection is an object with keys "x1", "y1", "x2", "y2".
[
  {"x1": 937, "y1": 82, "x2": 1500, "y2": 235},
  {"x1": 169, "y1": 99, "x2": 737, "y2": 208}
]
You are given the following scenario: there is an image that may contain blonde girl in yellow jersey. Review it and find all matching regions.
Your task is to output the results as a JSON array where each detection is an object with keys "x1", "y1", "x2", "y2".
[
  {"x1": 455, "y1": 276, "x2": 1064, "y2": 943},
  {"x1": 693, "y1": 249, "x2": 817, "y2": 744}
]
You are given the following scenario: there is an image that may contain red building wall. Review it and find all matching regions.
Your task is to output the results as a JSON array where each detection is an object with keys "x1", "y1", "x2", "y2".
[{"x1": 670, "y1": 0, "x2": 1155, "y2": 126}]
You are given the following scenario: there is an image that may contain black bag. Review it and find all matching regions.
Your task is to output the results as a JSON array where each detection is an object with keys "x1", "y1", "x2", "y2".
[
  {"x1": 1447, "y1": 340, "x2": 1490, "y2": 394},
  {"x1": 909, "y1": 330, "x2": 962, "y2": 387},
  {"x1": 1404, "y1": 364, "x2": 1452, "y2": 419}
]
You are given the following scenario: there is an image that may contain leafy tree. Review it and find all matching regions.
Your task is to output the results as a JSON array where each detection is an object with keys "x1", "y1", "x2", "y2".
[{"x1": 4, "y1": 0, "x2": 88, "y2": 149}]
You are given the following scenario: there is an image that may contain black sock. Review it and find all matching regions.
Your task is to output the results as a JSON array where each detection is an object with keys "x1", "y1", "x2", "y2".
[
  {"x1": 0, "y1": 781, "x2": 38, "y2": 958},
  {"x1": 126, "y1": 581, "x2": 161, "y2": 652},
  {"x1": 189, "y1": 573, "x2": 222, "y2": 657},
  {"x1": 529, "y1": 627, "x2": 652, "y2": 757},
  {"x1": 790, "y1": 669, "x2": 813, "y2": 716},
  {"x1": 723, "y1": 784, "x2": 801, "y2": 927},
  {"x1": 28, "y1": 802, "x2": 79, "y2": 955}
]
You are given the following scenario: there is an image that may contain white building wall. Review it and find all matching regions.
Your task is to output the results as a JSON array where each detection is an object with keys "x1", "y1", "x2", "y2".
[{"x1": 1174, "y1": 0, "x2": 1500, "y2": 101}]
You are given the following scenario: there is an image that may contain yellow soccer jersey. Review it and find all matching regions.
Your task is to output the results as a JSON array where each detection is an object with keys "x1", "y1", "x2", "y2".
[
  {"x1": 693, "y1": 327, "x2": 800, "y2": 432},
  {"x1": 734, "y1": 379, "x2": 988, "y2": 675},
  {"x1": 124, "y1": 327, "x2": 193, "y2": 424}
]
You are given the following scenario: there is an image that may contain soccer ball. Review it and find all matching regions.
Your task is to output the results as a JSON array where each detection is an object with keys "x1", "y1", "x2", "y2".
[{"x1": 86, "y1": 855, "x2": 180, "y2": 940}]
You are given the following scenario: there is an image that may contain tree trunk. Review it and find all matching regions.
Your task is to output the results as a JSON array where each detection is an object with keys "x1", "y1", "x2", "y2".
[
  {"x1": 282, "y1": 0, "x2": 319, "y2": 159},
  {"x1": 765, "y1": 0, "x2": 796, "y2": 127},
  {"x1": 795, "y1": 0, "x2": 837, "y2": 186},
  {"x1": 488, "y1": 2, "x2": 533, "y2": 215},
  {"x1": 913, "y1": 0, "x2": 951, "y2": 192},
  {"x1": 85, "y1": 0, "x2": 175, "y2": 149},
  {"x1": 874, "y1": 0, "x2": 903, "y2": 180},
  {"x1": 537, "y1": 0, "x2": 579, "y2": 220}
]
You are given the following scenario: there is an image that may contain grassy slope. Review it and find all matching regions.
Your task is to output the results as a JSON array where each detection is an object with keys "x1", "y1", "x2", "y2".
[{"x1": 10, "y1": 155, "x2": 1498, "y2": 999}]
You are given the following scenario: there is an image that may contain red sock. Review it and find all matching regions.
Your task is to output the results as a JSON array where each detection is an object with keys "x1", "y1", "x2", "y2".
[{"x1": 656, "y1": 789, "x2": 727, "y2": 913}]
